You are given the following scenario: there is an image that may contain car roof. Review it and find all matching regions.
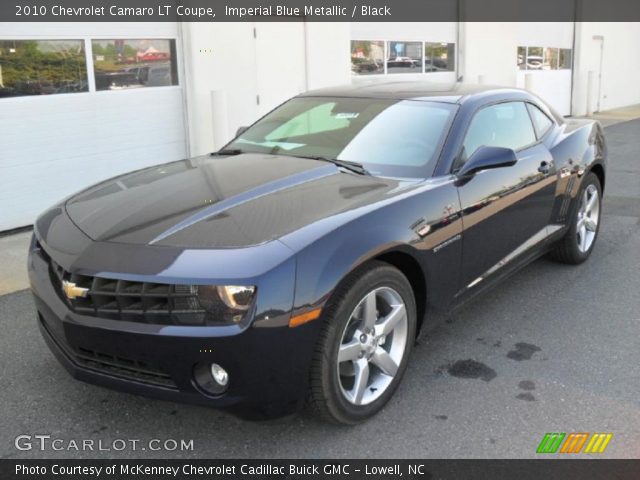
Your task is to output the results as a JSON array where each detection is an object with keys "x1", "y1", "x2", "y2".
[{"x1": 298, "y1": 81, "x2": 527, "y2": 104}]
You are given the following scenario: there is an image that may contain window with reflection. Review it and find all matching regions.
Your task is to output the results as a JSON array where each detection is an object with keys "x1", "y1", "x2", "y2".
[
  {"x1": 526, "y1": 103, "x2": 554, "y2": 138},
  {"x1": 425, "y1": 42, "x2": 455, "y2": 72},
  {"x1": 350, "y1": 40, "x2": 384, "y2": 76},
  {"x1": 386, "y1": 41, "x2": 423, "y2": 74},
  {"x1": 526, "y1": 47, "x2": 543, "y2": 70},
  {"x1": 559, "y1": 49, "x2": 572, "y2": 69},
  {"x1": 543, "y1": 47, "x2": 559, "y2": 70},
  {"x1": 517, "y1": 46, "x2": 572, "y2": 71},
  {"x1": 92, "y1": 39, "x2": 178, "y2": 91},
  {"x1": 517, "y1": 46, "x2": 527, "y2": 70},
  {"x1": 0, "y1": 40, "x2": 87, "y2": 98}
]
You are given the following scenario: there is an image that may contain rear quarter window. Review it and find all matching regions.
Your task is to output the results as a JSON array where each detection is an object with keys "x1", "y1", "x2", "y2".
[{"x1": 527, "y1": 103, "x2": 554, "y2": 138}]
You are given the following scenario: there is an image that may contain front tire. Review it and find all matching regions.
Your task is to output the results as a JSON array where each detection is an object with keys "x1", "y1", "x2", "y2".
[
  {"x1": 550, "y1": 171, "x2": 602, "y2": 264},
  {"x1": 307, "y1": 261, "x2": 417, "y2": 425}
]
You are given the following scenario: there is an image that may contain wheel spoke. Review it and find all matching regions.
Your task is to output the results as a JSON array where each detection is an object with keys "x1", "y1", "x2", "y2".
[
  {"x1": 584, "y1": 217, "x2": 597, "y2": 232},
  {"x1": 351, "y1": 359, "x2": 370, "y2": 404},
  {"x1": 582, "y1": 189, "x2": 589, "y2": 212},
  {"x1": 376, "y1": 304, "x2": 406, "y2": 337},
  {"x1": 586, "y1": 191, "x2": 598, "y2": 214},
  {"x1": 579, "y1": 225, "x2": 588, "y2": 251},
  {"x1": 338, "y1": 338, "x2": 362, "y2": 363},
  {"x1": 371, "y1": 347, "x2": 398, "y2": 376},
  {"x1": 361, "y1": 291, "x2": 378, "y2": 330}
]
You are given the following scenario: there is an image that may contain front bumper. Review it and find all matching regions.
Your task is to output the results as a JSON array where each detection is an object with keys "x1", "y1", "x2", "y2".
[{"x1": 28, "y1": 239, "x2": 320, "y2": 418}]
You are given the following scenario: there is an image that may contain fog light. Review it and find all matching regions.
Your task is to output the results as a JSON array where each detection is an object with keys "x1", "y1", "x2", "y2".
[
  {"x1": 210, "y1": 363, "x2": 228, "y2": 387},
  {"x1": 193, "y1": 362, "x2": 229, "y2": 395}
]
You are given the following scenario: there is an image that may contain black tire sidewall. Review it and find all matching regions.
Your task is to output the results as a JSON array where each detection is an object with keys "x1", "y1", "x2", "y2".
[{"x1": 319, "y1": 263, "x2": 417, "y2": 424}]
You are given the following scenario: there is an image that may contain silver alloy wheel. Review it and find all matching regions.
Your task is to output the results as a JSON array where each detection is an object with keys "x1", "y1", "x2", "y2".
[
  {"x1": 576, "y1": 184, "x2": 600, "y2": 253},
  {"x1": 337, "y1": 287, "x2": 408, "y2": 406}
]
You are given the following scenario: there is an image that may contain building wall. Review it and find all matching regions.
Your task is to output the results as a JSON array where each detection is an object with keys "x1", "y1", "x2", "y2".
[
  {"x1": 349, "y1": 22, "x2": 577, "y2": 115},
  {"x1": 460, "y1": 22, "x2": 519, "y2": 86},
  {"x1": 461, "y1": 22, "x2": 574, "y2": 115},
  {"x1": 572, "y1": 22, "x2": 640, "y2": 115},
  {"x1": 372, "y1": 22, "x2": 640, "y2": 117}
]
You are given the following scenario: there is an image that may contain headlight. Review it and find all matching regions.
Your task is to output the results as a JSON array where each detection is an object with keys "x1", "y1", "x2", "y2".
[
  {"x1": 197, "y1": 285, "x2": 256, "y2": 324},
  {"x1": 216, "y1": 285, "x2": 255, "y2": 310}
]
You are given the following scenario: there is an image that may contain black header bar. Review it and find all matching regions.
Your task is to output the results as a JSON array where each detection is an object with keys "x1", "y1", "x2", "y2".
[
  {"x1": 2, "y1": 459, "x2": 640, "y2": 480},
  {"x1": 3, "y1": 0, "x2": 640, "y2": 22}
]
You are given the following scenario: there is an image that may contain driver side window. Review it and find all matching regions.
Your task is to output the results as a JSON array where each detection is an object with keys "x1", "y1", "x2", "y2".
[{"x1": 458, "y1": 102, "x2": 536, "y2": 169}]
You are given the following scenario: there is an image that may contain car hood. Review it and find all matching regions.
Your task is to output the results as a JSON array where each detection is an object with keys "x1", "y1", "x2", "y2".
[{"x1": 64, "y1": 153, "x2": 405, "y2": 248}]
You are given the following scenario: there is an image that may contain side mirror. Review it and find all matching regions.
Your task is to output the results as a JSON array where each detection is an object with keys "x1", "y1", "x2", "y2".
[
  {"x1": 235, "y1": 126, "x2": 249, "y2": 137},
  {"x1": 457, "y1": 146, "x2": 517, "y2": 177}
]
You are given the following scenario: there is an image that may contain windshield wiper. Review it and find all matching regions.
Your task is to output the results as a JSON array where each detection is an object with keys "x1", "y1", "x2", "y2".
[
  {"x1": 211, "y1": 148, "x2": 244, "y2": 156},
  {"x1": 295, "y1": 155, "x2": 370, "y2": 176},
  {"x1": 211, "y1": 149, "x2": 370, "y2": 175}
]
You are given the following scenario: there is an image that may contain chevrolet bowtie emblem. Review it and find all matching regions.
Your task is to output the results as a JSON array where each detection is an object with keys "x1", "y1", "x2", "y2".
[{"x1": 62, "y1": 280, "x2": 89, "y2": 300}]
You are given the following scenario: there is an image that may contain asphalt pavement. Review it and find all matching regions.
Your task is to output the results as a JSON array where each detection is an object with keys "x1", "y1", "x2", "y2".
[{"x1": 1, "y1": 120, "x2": 639, "y2": 459}]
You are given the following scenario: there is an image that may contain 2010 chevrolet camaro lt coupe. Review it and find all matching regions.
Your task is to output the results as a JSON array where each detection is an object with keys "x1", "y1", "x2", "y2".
[{"x1": 29, "y1": 82, "x2": 606, "y2": 424}]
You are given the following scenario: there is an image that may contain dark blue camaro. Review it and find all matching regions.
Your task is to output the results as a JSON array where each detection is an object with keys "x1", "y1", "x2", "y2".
[{"x1": 29, "y1": 82, "x2": 606, "y2": 424}]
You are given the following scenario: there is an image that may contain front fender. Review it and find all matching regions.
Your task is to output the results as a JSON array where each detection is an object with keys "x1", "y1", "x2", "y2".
[
  {"x1": 287, "y1": 179, "x2": 463, "y2": 317},
  {"x1": 294, "y1": 221, "x2": 416, "y2": 313}
]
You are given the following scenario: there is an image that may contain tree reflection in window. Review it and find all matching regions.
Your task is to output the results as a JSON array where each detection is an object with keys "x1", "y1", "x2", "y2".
[{"x1": 0, "y1": 40, "x2": 87, "y2": 98}]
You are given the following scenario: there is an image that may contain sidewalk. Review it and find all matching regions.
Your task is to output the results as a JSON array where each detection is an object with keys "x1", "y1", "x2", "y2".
[
  {"x1": 1, "y1": 103, "x2": 640, "y2": 296},
  {"x1": 0, "y1": 230, "x2": 31, "y2": 295},
  {"x1": 580, "y1": 103, "x2": 640, "y2": 127}
]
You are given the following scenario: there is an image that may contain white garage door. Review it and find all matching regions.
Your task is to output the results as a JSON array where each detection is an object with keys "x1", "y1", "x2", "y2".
[{"x1": 0, "y1": 22, "x2": 188, "y2": 231}]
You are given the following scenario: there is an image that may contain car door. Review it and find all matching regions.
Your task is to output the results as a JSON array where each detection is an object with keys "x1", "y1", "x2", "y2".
[{"x1": 455, "y1": 101, "x2": 557, "y2": 292}]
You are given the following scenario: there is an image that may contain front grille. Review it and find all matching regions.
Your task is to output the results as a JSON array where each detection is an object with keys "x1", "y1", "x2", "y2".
[
  {"x1": 75, "y1": 347, "x2": 177, "y2": 388},
  {"x1": 47, "y1": 256, "x2": 207, "y2": 326},
  {"x1": 39, "y1": 316, "x2": 177, "y2": 389}
]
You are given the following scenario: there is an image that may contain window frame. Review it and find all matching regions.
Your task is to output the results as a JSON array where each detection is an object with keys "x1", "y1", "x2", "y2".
[
  {"x1": 452, "y1": 100, "x2": 542, "y2": 174},
  {"x1": 90, "y1": 37, "x2": 180, "y2": 93},
  {"x1": 350, "y1": 39, "x2": 386, "y2": 77},
  {"x1": 525, "y1": 101, "x2": 555, "y2": 140}
]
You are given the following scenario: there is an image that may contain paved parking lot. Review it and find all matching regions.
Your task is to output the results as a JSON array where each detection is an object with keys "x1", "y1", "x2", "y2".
[{"x1": 1, "y1": 120, "x2": 639, "y2": 460}]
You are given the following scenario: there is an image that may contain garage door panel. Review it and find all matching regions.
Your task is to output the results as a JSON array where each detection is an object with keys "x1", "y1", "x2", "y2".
[
  {"x1": 0, "y1": 141, "x2": 186, "y2": 231},
  {"x1": 1, "y1": 89, "x2": 185, "y2": 168},
  {"x1": 0, "y1": 88, "x2": 187, "y2": 230}
]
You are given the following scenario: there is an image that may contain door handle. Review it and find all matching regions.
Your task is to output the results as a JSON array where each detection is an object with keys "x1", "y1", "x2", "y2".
[{"x1": 538, "y1": 161, "x2": 552, "y2": 174}]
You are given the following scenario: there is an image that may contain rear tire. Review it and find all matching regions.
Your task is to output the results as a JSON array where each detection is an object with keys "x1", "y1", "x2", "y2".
[
  {"x1": 307, "y1": 261, "x2": 417, "y2": 425},
  {"x1": 550, "y1": 172, "x2": 602, "y2": 265}
]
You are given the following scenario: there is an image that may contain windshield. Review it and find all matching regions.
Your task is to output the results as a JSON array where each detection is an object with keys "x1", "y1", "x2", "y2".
[{"x1": 224, "y1": 96, "x2": 457, "y2": 178}]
